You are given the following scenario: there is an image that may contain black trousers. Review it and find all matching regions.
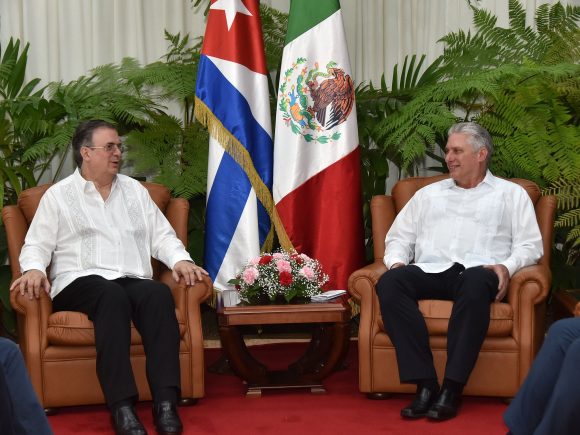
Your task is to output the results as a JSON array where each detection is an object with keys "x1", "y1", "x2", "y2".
[
  {"x1": 53, "y1": 275, "x2": 181, "y2": 408},
  {"x1": 376, "y1": 264, "x2": 498, "y2": 385}
]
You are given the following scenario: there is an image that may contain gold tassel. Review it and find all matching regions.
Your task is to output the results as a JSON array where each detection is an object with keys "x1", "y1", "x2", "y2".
[
  {"x1": 195, "y1": 97, "x2": 294, "y2": 251},
  {"x1": 348, "y1": 297, "x2": 360, "y2": 318}
]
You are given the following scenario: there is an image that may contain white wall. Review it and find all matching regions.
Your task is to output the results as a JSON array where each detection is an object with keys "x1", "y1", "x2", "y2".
[{"x1": 3, "y1": 0, "x2": 577, "y2": 86}]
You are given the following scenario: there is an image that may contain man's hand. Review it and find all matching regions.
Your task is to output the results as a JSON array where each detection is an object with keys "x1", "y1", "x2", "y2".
[
  {"x1": 483, "y1": 264, "x2": 510, "y2": 302},
  {"x1": 172, "y1": 261, "x2": 209, "y2": 286},
  {"x1": 9, "y1": 269, "x2": 51, "y2": 300}
]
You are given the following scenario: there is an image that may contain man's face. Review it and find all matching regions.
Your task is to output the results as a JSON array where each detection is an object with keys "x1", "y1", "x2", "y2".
[
  {"x1": 82, "y1": 127, "x2": 122, "y2": 178},
  {"x1": 444, "y1": 132, "x2": 487, "y2": 188}
]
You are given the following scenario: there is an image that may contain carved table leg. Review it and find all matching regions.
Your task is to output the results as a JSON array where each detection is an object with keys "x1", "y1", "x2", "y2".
[
  {"x1": 218, "y1": 317, "x2": 350, "y2": 396},
  {"x1": 299, "y1": 320, "x2": 350, "y2": 381},
  {"x1": 218, "y1": 325, "x2": 268, "y2": 384}
]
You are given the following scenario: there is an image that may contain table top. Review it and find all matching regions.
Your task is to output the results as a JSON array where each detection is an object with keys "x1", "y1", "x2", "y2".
[{"x1": 217, "y1": 296, "x2": 350, "y2": 326}]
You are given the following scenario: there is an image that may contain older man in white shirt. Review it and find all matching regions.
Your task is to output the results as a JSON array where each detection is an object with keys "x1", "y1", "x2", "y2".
[
  {"x1": 11, "y1": 120, "x2": 208, "y2": 435},
  {"x1": 377, "y1": 122, "x2": 543, "y2": 421}
]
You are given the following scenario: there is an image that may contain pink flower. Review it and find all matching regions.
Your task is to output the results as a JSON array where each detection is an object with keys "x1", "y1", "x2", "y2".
[
  {"x1": 273, "y1": 252, "x2": 285, "y2": 259},
  {"x1": 276, "y1": 260, "x2": 292, "y2": 273},
  {"x1": 249, "y1": 256, "x2": 261, "y2": 265},
  {"x1": 299, "y1": 266, "x2": 315, "y2": 281},
  {"x1": 242, "y1": 267, "x2": 259, "y2": 285},
  {"x1": 300, "y1": 253, "x2": 312, "y2": 262}
]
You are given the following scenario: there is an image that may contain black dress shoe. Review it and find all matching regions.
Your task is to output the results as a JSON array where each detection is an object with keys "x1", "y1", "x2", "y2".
[
  {"x1": 426, "y1": 388, "x2": 461, "y2": 421},
  {"x1": 401, "y1": 387, "x2": 438, "y2": 419},
  {"x1": 111, "y1": 405, "x2": 147, "y2": 435},
  {"x1": 153, "y1": 401, "x2": 183, "y2": 435}
]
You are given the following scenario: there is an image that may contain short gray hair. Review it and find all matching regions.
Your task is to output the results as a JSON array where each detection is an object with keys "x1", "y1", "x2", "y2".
[{"x1": 448, "y1": 122, "x2": 493, "y2": 167}]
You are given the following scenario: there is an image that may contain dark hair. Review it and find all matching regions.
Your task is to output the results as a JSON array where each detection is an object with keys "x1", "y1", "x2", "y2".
[
  {"x1": 72, "y1": 120, "x2": 116, "y2": 168},
  {"x1": 448, "y1": 122, "x2": 493, "y2": 167}
]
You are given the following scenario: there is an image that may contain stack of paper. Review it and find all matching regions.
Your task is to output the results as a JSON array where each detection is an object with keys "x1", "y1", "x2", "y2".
[{"x1": 311, "y1": 289, "x2": 347, "y2": 302}]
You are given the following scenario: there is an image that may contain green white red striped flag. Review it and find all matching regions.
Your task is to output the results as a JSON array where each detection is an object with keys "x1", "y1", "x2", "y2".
[{"x1": 273, "y1": 0, "x2": 365, "y2": 290}]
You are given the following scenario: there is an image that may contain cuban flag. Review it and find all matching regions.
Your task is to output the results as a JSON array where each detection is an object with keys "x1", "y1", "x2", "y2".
[{"x1": 195, "y1": 0, "x2": 275, "y2": 291}]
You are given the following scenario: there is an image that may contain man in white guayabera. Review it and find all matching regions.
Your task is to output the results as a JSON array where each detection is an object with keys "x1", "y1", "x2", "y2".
[
  {"x1": 375, "y1": 122, "x2": 543, "y2": 421},
  {"x1": 11, "y1": 120, "x2": 208, "y2": 435}
]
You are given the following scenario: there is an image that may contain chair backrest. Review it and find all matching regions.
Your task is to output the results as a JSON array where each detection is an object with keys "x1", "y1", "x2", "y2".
[
  {"x1": 2, "y1": 181, "x2": 186, "y2": 281},
  {"x1": 15, "y1": 182, "x2": 172, "y2": 225},
  {"x1": 371, "y1": 175, "x2": 556, "y2": 267}
]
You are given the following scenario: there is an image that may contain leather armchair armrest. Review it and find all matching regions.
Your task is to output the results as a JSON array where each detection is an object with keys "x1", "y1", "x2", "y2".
[
  {"x1": 184, "y1": 275, "x2": 213, "y2": 307},
  {"x1": 159, "y1": 271, "x2": 213, "y2": 313},
  {"x1": 348, "y1": 261, "x2": 387, "y2": 302},
  {"x1": 348, "y1": 261, "x2": 387, "y2": 393},
  {"x1": 10, "y1": 287, "x2": 53, "y2": 321},
  {"x1": 506, "y1": 263, "x2": 551, "y2": 367},
  {"x1": 10, "y1": 289, "x2": 52, "y2": 353},
  {"x1": 506, "y1": 264, "x2": 551, "y2": 307}
]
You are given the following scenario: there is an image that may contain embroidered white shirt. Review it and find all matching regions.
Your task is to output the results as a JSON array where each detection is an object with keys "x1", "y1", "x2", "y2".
[
  {"x1": 383, "y1": 171, "x2": 543, "y2": 277},
  {"x1": 19, "y1": 169, "x2": 193, "y2": 298}
]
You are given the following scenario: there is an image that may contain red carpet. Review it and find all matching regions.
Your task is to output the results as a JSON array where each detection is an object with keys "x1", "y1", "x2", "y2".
[{"x1": 48, "y1": 342, "x2": 510, "y2": 434}]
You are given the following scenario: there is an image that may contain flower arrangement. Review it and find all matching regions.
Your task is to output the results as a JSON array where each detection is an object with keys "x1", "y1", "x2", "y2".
[{"x1": 229, "y1": 250, "x2": 329, "y2": 303}]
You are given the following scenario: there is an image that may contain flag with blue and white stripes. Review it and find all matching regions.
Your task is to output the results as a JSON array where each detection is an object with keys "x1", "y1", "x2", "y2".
[{"x1": 194, "y1": 0, "x2": 276, "y2": 291}]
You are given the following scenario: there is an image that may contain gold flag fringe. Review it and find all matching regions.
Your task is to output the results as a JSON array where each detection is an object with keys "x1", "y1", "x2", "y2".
[
  {"x1": 348, "y1": 297, "x2": 360, "y2": 317},
  {"x1": 194, "y1": 97, "x2": 293, "y2": 253},
  {"x1": 208, "y1": 288, "x2": 219, "y2": 309}
]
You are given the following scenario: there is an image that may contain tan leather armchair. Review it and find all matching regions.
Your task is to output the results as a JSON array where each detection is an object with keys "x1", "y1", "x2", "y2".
[
  {"x1": 2, "y1": 182, "x2": 212, "y2": 409},
  {"x1": 348, "y1": 175, "x2": 556, "y2": 398}
]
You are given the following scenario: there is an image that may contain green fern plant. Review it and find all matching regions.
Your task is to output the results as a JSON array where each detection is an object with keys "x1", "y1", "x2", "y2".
[
  {"x1": 0, "y1": 38, "x2": 51, "y2": 208},
  {"x1": 544, "y1": 179, "x2": 580, "y2": 257},
  {"x1": 355, "y1": 54, "x2": 446, "y2": 259},
  {"x1": 543, "y1": 177, "x2": 580, "y2": 290},
  {"x1": 117, "y1": 31, "x2": 209, "y2": 200},
  {"x1": 24, "y1": 68, "x2": 157, "y2": 178}
]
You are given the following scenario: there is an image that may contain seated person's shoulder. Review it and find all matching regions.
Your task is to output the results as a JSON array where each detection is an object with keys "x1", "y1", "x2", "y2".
[
  {"x1": 117, "y1": 173, "x2": 141, "y2": 185},
  {"x1": 117, "y1": 174, "x2": 148, "y2": 192},
  {"x1": 415, "y1": 178, "x2": 452, "y2": 196},
  {"x1": 0, "y1": 337, "x2": 19, "y2": 352},
  {"x1": 495, "y1": 177, "x2": 533, "y2": 198}
]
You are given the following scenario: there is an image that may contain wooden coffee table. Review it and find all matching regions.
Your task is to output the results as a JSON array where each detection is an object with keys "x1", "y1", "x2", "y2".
[{"x1": 216, "y1": 293, "x2": 351, "y2": 397}]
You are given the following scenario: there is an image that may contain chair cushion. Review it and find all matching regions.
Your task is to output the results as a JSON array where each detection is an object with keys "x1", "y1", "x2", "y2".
[
  {"x1": 47, "y1": 309, "x2": 186, "y2": 346},
  {"x1": 378, "y1": 300, "x2": 513, "y2": 337}
]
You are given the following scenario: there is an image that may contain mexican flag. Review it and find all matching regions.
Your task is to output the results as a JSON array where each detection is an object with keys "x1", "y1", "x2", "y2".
[{"x1": 273, "y1": 0, "x2": 365, "y2": 290}]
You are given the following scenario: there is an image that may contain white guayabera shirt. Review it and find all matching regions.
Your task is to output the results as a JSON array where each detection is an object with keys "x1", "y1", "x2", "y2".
[
  {"x1": 383, "y1": 171, "x2": 543, "y2": 277},
  {"x1": 19, "y1": 169, "x2": 193, "y2": 299}
]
